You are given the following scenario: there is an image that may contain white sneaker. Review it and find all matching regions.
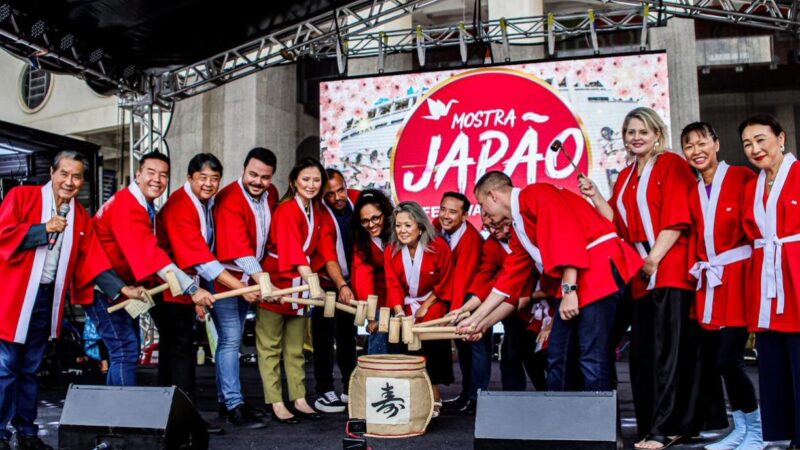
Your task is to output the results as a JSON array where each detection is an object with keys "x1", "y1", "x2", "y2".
[
  {"x1": 314, "y1": 391, "x2": 346, "y2": 413},
  {"x1": 340, "y1": 393, "x2": 349, "y2": 404}
]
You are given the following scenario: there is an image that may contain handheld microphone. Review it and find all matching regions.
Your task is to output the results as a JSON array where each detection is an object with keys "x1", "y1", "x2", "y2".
[
  {"x1": 549, "y1": 139, "x2": 585, "y2": 179},
  {"x1": 48, "y1": 203, "x2": 70, "y2": 250}
]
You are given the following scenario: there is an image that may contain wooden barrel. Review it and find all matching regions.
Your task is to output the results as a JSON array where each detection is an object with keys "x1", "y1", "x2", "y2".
[{"x1": 348, "y1": 354, "x2": 434, "y2": 438}]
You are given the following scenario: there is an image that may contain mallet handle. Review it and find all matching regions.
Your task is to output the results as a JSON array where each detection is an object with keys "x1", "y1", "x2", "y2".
[
  {"x1": 107, "y1": 299, "x2": 134, "y2": 313},
  {"x1": 280, "y1": 297, "x2": 323, "y2": 307},
  {"x1": 213, "y1": 284, "x2": 259, "y2": 300},
  {"x1": 335, "y1": 301, "x2": 357, "y2": 315},
  {"x1": 415, "y1": 311, "x2": 470, "y2": 328},
  {"x1": 418, "y1": 332, "x2": 461, "y2": 341},
  {"x1": 412, "y1": 326, "x2": 457, "y2": 334}
]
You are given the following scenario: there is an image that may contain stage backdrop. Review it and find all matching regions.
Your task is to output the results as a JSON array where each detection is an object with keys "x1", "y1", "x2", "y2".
[{"x1": 320, "y1": 52, "x2": 670, "y2": 226}]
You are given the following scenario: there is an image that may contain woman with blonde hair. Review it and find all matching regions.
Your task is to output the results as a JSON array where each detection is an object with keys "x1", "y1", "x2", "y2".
[
  {"x1": 384, "y1": 201, "x2": 454, "y2": 417},
  {"x1": 580, "y1": 107, "x2": 727, "y2": 449}
]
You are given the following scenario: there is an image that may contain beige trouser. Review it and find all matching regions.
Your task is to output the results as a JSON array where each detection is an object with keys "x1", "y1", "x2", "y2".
[{"x1": 255, "y1": 308, "x2": 307, "y2": 404}]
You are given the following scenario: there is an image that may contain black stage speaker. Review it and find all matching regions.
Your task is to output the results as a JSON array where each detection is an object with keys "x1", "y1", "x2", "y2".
[
  {"x1": 58, "y1": 385, "x2": 208, "y2": 450},
  {"x1": 474, "y1": 390, "x2": 617, "y2": 449}
]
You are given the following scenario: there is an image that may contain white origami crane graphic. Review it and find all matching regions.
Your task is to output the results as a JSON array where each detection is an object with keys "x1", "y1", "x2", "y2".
[{"x1": 423, "y1": 98, "x2": 459, "y2": 120}]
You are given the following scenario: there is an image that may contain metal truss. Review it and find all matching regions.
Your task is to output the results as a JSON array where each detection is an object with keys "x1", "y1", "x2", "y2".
[
  {"x1": 156, "y1": 0, "x2": 448, "y2": 101},
  {"x1": 124, "y1": 99, "x2": 173, "y2": 179},
  {"x1": 606, "y1": 0, "x2": 800, "y2": 33}
]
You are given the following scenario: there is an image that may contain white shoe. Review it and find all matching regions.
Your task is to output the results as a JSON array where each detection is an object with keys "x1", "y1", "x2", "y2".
[
  {"x1": 314, "y1": 391, "x2": 346, "y2": 413},
  {"x1": 340, "y1": 393, "x2": 349, "y2": 404}
]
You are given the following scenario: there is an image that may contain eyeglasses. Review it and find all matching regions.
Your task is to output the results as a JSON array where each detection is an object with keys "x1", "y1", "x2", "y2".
[{"x1": 360, "y1": 214, "x2": 383, "y2": 226}]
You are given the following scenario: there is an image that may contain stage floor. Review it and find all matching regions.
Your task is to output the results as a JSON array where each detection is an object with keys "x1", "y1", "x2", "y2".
[{"x1": 32, "y1": 353, "x2": 760, "y2": 449}]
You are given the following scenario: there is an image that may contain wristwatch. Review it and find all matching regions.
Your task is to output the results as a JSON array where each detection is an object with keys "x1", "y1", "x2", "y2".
[
  {"x1": 185, "y1": 284, "x2": 199, "y2": 296},
  {"x1": 561, "y1": 283, "x2": 578, "y2": 295}
]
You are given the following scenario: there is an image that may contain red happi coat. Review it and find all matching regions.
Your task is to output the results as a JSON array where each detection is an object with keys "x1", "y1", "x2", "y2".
[
  {"x1": 468, "y1": 236, "x2": 536, "y2": 303},
  {"x1": 94, "y1": 184, "x2": 173, "y2": 286},
  {"x1": 494, "y1": 184, "x2": 643, "y2": 308},
  {"x1": 742, "y1": 153, "x2": 800, "y2": 332},
  {"x1": 432, "y1": 218, "x2": 483, "y2": 311},
  {"x1": 0, "y1": 183, "x2": 110, "y2": 343},
  {"x1": 687, "y1": 163, "x2": 755, "y2": 329},
  {"x1": 157, "y1": 183, "x2": 218, "y2": 305},
  {"x1": 261, "y1": 196, "x2": 337, "y2": 316},
  {"x1": 317, "y1": 188, "x2": 361, "y2": 285},
  {"x1": 352, "y1": 237, "x2": 388, "y2": 308},
  {"x1": 213, "y1": 180, "x2": 278, "y2": 291},
  {"x1": 384, "y1": 237, "x2": 454, "y2": 322},
  {"x1": 610, "y1": 152, "x2": 696, "y2": 299}
]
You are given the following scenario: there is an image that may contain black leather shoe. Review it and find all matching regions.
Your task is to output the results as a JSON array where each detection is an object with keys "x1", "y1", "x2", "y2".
[
  {"x1": 295, "y1": 410, "x2": 324, "y2": 421},
  {"x1": 271, "y1": 413, "x2": 300, "y2": 425},
  {"x1": 0, "y1": 438, "x2": 9, "y2": 450},
  {"x1": 242, "y1": 402, "x2": 266, "y2": 418},
  {"x1": 442, "y1": 393, "x2": 467, "y2": 410},
  {"x1": 228, "y1": 404, "x2": 267, "y2": 429},
  {"x1": 456, "y1": 399, "x2": 477, "y2": 416},
  {"x1": 15, "y1": 435, "x2": 53, "y2": 450}
]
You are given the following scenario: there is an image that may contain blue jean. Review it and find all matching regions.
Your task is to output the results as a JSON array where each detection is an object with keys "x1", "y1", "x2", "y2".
[
  {"x1": 209, "y1": 296, "x2": 250, "y2": 410},
  {"x1": 0, "y1": 284, "x2": 54, "y2": 440},
  {"x1": 548, "y1": 293, "x2": 619, "y2": 391},
  {"x1": 456, "y1": 330, "x2": 494, "y2": 400},
  {"x1": 85, "y1": 291, "x2": 140, "y2": 386}
]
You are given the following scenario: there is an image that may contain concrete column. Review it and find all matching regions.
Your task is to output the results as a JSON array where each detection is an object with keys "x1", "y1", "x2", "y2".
[
  {"x1": 167, "y1": 63, "x2": 319, "y2": 194},
  {"x1": 649, "y1": 18, "x2": 700, "y2": 151}
]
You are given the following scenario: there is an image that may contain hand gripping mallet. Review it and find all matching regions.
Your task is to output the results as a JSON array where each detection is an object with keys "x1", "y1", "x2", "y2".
[{"x1": 107, "y1": 270, "x2": 181, "y2": 313}]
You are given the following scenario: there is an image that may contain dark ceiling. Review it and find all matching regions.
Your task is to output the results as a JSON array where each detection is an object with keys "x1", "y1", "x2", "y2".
[{"x1": 2, "y1": 0, "x2": 353, "y2": 92}]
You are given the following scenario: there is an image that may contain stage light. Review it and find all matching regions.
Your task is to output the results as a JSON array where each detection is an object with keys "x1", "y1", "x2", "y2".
[
  {"x1": 0, "y1": 4, "x2": 11, "y2": 22},
  {"x1": 89, "y1": 49, "x2": 103, "y2": 64},
  {"x1": 60, "y1": 34, "x2": 75, "y2": 51},
  {"x1": 31, "y1": 20, "x2": 46, "y2": 38}
]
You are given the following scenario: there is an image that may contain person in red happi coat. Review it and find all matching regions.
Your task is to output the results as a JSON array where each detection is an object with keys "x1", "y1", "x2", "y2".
[{"x1": 385, "y1": 201, "x2": 454, "y2": 417}]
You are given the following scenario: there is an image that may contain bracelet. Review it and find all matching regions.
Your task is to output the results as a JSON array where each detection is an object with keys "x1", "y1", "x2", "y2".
[{"x1": 338, "y1": 284, "x2": 350, "y2": 293}]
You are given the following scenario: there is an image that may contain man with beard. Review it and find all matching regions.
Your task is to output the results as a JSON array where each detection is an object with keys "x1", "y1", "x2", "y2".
[
  {"x1": 211, "y1": 148, "x2": 279, "y2": 429},
  {"x1": 312, "y1": 169, "x2": 358, "y2": 413}
]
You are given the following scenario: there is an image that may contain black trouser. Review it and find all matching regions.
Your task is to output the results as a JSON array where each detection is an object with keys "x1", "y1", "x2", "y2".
[
  {"x1": 311, "y1": 304, "x2": 357, "y2": 395},
  {"x1": 150, "y1": 300, "x2": 197, "y2": 399},
  {"x1": 756, "y1": 331, "x2": 800, "y2": 442},
  {"x1": 500, "y1": 315, "x2": 547, "y2": 391},
  {"x1": 713, "y1": 327, "x2": 758, "y2": 413}
]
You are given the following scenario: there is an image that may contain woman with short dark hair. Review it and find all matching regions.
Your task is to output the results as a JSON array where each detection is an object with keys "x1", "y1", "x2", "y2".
[{"x1": 740, "y1": 114, "x2": 800, "y2": 448}]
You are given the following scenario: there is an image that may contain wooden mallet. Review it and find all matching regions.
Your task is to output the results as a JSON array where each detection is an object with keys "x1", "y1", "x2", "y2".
[
  {"x1": 213, "y1": 273, "x2": 324, "y2": 301},
  {"x1": 388, "y1": 317, "x2": 401, "y2": 344},
  {"x1": 378, "y1": 307, "x2": 391, "y2": 333},
  {"x1": 107, "y1": 270, "x2": 181, "y2": 314}
]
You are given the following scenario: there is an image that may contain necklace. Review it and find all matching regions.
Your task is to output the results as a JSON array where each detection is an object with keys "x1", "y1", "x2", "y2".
[{"x1": 767, "y1": 180, "x2": 775, "y2": 186}]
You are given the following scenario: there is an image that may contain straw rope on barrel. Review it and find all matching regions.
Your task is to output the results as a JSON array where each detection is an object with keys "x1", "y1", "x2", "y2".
[{"x1": 348, "y1": 354, "x2": 434, "y2": 438}]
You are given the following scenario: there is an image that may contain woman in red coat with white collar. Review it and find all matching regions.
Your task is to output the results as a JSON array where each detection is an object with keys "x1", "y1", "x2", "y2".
[
  {"x1": 681, "y1": 122, "x2": 761, "y2": 449},
  {"x1": 740, "y1": 114, "x2": 800, "y2": 447},
  {"x1": 258, "y1": 157, "x2": 336, "y2": 424},
  {"x1": 384, "y1": 201, "x2": 454, "y2": 417},
  {"x1": 351, "y1": 189, "x2": 396, "y2": 355}
]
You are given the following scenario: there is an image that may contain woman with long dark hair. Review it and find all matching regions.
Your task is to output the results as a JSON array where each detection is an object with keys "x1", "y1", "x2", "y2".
[
  {"x1": 740, "y1": 114, "x2": 800, "y2": 448},
  {"x1": 681, "y1": 122, "x2": 761, "y2": 449},
  {"x1": 351, "y1": 189, "x2": 396, "y2": 354},
  {"x1": 384, "y1": 201, "x2": 454, "y2": 417},
  {"x1": 257, "y1": 157, "x2": 333, "y2": 424}
]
